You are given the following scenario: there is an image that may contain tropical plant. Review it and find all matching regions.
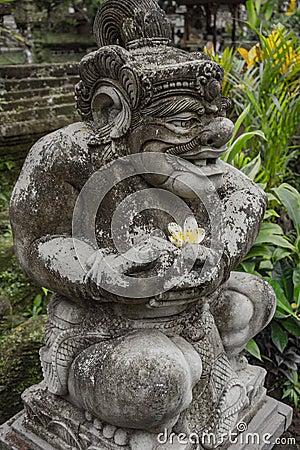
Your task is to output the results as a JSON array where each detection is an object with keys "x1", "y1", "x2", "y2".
[
  {"x1": 226, "y1": 24, "x2": 300, "y2": 190},
  {"x1": 282, "y1": 371, "x2": 300, "y2": 408},
  {"x1": 23, "y1": 287, "x2": 50, "y2": 318},
  {"x1": 240, "y1": 183, "x2": 300, "y2": 273},
  {"x1": 243, "y1": 183, "x2": 300, "y2": 407},
  {"x1": 245, "y1": 0, "x2": 276, "y2": 30},
  {"x1": 223, "y1": 107, "x2": 300, "y2": 407},
  {"x1": 245, "y1": 0, "x2": 298, "y2": 31}
]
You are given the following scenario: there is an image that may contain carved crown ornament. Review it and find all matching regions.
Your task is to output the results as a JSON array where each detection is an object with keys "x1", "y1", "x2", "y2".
[{"x1": 75, "y1": 0, "x2": 227, "y2": 123}]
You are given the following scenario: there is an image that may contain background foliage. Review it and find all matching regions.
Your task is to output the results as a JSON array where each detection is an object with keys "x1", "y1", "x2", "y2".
[{"x1": 212, "y1": 1, "x2": 300, "y2": 408}]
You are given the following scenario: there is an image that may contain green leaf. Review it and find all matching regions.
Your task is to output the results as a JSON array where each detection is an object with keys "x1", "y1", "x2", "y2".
[
  {"x1": 32, "y1": 306, "x2": 42, "y2": 316},
  {"x1": 272, "y1": 247, "x2": 291, "y2": 264},
  {"x1": 269, "y1": 93, "x2": 283, "y2": 113},
  {"x1": 246, "y1": 0, "x2": 257, "y2": 27},
  {"x1": 292, "y1": 370, "x2": 299, "y2": 384},
  {"x1": 223, "y1": 131, "x2": 266, "y2": 164},
  {"x1": 267, "y1": 192, "x2": 279, "y2": 203},
  {"x1": 274, "y1": 309, "x2": 289, "y2": 319},
  {"x1": 282, "y1": 389, "x2": 292, "y2": 399},
  {"x1": 273, "y1": 260, "x2": 294, "y2": 302},
  {"x1": 260, "y1": 222, "x2": 284, "y2": 234},
  {"x1": 239, "y1": 261, "x2": 256, "y2": 273},
  {"x1": 293, "y1": 390, "x2": 298, "y2": 407},
  {"x1": 259, "y1": 260, "x2": 273, "y2": 270},
  {"x1": 42, "y1": 287, "x2": 49, "y2": 296},
  {"x1": 255, "y1": 232, "x2": 294, "y2": 250},
  {"x1": 33, "y1": 294, "x2": 42, "y2": 308},
  {"x1": 264, "y1": 209, "x2": 280, "y2": 219},
  {"x1": 281, "y1": 318, "x2": 300, "y2": 338},
  {"x1": 254, "y1": 223, "x2": 294, "y2": 250},
  {"x1": 267, "y1": 278, "x2": 294, "y2": 314},
  {"x1": 271, "y1": 322, "x2": 288, "y2": 353},
  {"x1": 264, "y1": 4, "x2": 273, "y2": 21},
  {"x1": 243, "y1": 244, "x2": 273, "y2": 260},
  {"x1": 273, "y1": 183, "x2": 300, "y2": 235},
  {"x1": 257, "y1": 182, "x2": 267, "y2": 190},
  {"x1": 255, "y1": 0, "x2": 262, "y2": 14},
  {"x1": 241, "y1": 153, "x2": 261, "y2": 180},
  {"x1": 246, "y1": 338, "x2": 262, "y2": 360},
  {"x1": 293, "y1": 264, "x2": 300, "y2": 306},
  {"x1": 229, "y1": 104, "x2": 251, "y2": 144}
]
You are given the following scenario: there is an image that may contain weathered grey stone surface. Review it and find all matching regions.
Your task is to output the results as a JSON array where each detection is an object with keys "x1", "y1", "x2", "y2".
[
  {"x1": 0, "y1": 390, "x2": 293, "y2": 450},
  {"x1": 7, "y1": 0, "x2": 291, "y2": 448},
  {"x1": 0, "y1": 63, "x2": 79, "y2": 163}
]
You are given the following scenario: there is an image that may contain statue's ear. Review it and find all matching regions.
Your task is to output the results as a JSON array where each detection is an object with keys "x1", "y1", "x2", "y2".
[{"x1": 91, "y1": 83, "x2": 132, "y2": 139}]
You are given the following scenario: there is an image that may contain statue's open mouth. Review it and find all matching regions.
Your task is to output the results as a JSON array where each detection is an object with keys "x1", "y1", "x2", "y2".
[
  {"x1": 142, "y1": 140, "x2": 226, "y2": 178},
  {"x1": 181, "y1": 145, "x2": 227, "y2": 159},
  {"x1": 165, "y1": 136, "x2": 227, "y2": 160},
  {"x1": 166, "y1": 144, "x2": 226, "y2": 177},
  {"x1": 193, "y1": 157, "x2": 217, "y2": 166},
  {"x1": 184, "y1": 147, "x2": 226, "y2": 175},
  {"x1": 143, "y1": 137, "x2": 227, "y2": 158}
]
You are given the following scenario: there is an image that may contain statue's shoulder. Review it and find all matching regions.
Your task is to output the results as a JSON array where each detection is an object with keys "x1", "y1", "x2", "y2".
[
  {"x1": 25, "y1": 121, "x2": 93, "y2": 170},
  {"x1": 11, "y1": 122, "x2": 94, "y2": 200},
  {"x1": 221, "y1": 161, "x2": 267, "y2": 205}
]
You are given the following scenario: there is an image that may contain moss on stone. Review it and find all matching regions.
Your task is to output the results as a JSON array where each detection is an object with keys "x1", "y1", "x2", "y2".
[{"x1": 0, "y1": 315, "x2": 46, "y2": 424}]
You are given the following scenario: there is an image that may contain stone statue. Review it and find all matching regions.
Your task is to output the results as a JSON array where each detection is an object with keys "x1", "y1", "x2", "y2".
[{"x1": 3, "y1": 1, "x2": 291, "y2": 449}]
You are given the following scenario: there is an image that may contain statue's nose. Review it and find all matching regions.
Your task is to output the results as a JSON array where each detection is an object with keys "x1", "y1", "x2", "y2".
[{"x1": 199, "y1": 117, "x2": 234, "y2": 148}]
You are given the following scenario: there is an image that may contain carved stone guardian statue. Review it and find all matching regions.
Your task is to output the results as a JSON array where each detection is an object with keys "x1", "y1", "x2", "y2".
[{"x1": 0, "y1": 0, "x2": 292, "y2": 449}]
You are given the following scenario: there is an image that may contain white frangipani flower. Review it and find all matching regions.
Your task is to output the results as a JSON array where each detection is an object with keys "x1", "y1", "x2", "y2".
[{"x1": 168, "y1": 216, "x2": 205, "y2": 248}]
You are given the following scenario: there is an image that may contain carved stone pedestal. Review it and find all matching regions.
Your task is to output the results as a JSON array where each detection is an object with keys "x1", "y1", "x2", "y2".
[{"x1": 0, "y1": 382, "x2": 292, "y2": 450}]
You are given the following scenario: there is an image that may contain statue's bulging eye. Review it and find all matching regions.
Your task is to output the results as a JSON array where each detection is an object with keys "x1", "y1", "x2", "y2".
[
  {"x1": 168, "y1": 120, "x2": 193, "y2": 128},
  {"x1": 165, "y1": 115, "x2": 201, "y2": 129}
]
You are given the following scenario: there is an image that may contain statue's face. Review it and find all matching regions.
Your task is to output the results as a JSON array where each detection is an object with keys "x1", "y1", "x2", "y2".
[{"x1": 128, "y1": 95, "x2": 234, "y2": 198}]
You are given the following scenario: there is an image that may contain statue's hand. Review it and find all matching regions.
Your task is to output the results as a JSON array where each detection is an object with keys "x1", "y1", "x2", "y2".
[
  {"x1": 84, "y1": 235, "x2": 175, "y2": 299},
  {"x1": 191, "y1": 244, "x2": 223, "y2": 271},
  {"x1": 163, "y1": 244, "x2": 224, "y2": 295}
]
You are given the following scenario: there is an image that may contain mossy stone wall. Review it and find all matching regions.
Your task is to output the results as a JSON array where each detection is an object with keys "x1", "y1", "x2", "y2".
[{"x1": 0, "y1": 315, "x2": 46, "y2": 424}]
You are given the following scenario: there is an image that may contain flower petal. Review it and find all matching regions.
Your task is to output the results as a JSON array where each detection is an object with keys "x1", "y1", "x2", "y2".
[
  {"x1": 168, "y1": 222, "x2": 183, "y2": 236},
  {"x1": 183, "y1": 216, "x2": 198, "y2": 234},
  {"x1": 168, "y1": 235, "x2": 183, "y2": 247},
  {"x1": 183, "y1": 216, "x2": 199, "y2": 243},
  {"x1": 195, "y1": 228, "x2": 206, "y2": 244}
]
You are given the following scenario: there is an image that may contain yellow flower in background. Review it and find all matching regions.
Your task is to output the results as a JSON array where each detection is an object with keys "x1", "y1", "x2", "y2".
[
  {"x1": 266, "y1": 29, "x2": 281, "y2": 50},
  {"x1": 286, "y1": 0, "x2": 296, "y2": 16},
  {"x1": 264, "y1": 28, "x2": 300, "y2": 74},
  {"x1": 168, "y1": 217, "x2": 205, "y2": 248},
  {"x1": 237, "y1": 44, "x2": 261, "y2": 69},
  {"x1": 238, "y1": 27, "x2": 299, "y2": 75}
]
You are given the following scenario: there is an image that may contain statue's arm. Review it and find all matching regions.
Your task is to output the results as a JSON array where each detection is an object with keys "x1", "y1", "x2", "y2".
[
  {"x1": 177, "y1": 164, "x2": 267, "y2": 295},
  {"x1": 221, "y1": 163, "x2": 267, "y2": 275},
  {"x1": 10, "y1": 139, "x2": 161, "y2": 301},
  {"x1": 9, "y1": 129, "x2": 101, "y2": 301},
  {"x1": 10, "y1": 175, "x2": 97, "y2": 301}
]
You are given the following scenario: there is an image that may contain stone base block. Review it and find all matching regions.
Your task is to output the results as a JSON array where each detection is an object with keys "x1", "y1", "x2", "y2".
[
  {"x1": 0, "y1": 383, "x2": 293, "y2": 450},
  {"x1": 226, "y1": 396, "x2": 293, "y2": 450}
]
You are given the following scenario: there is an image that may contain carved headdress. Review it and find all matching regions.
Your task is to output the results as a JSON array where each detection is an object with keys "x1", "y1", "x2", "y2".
[{"x1": 76, "y1": 0, "x2": 226, "y2": 125}]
